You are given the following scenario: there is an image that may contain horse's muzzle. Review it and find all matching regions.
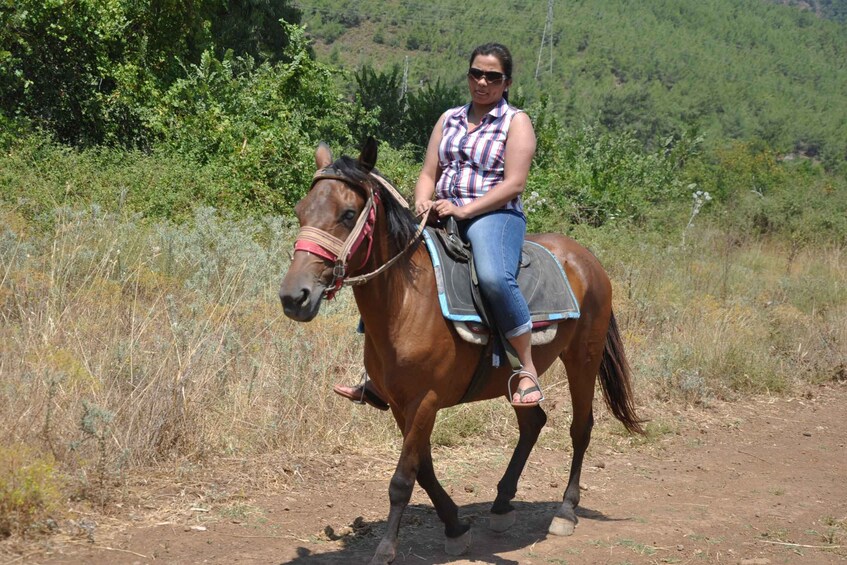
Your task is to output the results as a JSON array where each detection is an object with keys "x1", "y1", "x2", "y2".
[
  {"x1": 279, "y1": 282, "x2": 323, "y2": 322},
  {"x1": 279, "y1": 251, "x2": 332, "y2": 322}
]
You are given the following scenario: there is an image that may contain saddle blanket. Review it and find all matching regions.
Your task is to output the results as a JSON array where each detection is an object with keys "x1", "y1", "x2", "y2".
[{"x1": 422, "y1": 227, "x2": 580, "y2": 343}]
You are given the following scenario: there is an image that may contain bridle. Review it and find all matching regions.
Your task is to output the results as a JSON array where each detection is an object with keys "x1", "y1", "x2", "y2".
[{"x1": 293, "y1": 167, "x2": 428, "y2": 300}]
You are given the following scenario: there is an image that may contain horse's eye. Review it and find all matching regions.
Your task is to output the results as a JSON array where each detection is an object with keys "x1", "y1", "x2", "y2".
[{"x1": 341, "y1": 209, "x2": 357, "y2": 224}]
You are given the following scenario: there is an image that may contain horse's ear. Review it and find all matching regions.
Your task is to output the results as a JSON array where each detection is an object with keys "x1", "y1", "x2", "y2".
[
  {"x1": 358, "y1": 137, "x2": 378, "y2": 173},
  {"x1": 315, "y1": 142, "x2": 333, "y2": 170}
]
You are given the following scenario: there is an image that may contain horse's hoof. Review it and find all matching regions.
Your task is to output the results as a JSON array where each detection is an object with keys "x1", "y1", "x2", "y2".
[
  {"x1": 488, "y1": 510, "x2": 516, "y2": 532},
  {"x1": 369, "y1": 553, "x2": 394, "y2": 565},
  {"x1": 444, "y1": 528, "x2": 472, "y2": 556},
  {"x1": 370, "y1": 540, "x2": 396, "y2": 564},
  {"x1": 548, "y1": 516, "x2": 576, "y2": 536}
]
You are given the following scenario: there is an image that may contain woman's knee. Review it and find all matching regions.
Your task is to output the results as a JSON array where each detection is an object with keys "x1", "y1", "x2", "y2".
[{"x1": 475, "y1": 269, "x2": 513, "y2": 301}]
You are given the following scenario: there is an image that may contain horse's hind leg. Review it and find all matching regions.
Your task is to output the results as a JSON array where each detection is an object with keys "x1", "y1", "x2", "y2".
[
  {"x1": 549, "y1": 353, "x2": 598, "y2": 536},
  {"x1": 489, "y1": 405, "x2": 547, "y2": 531}
]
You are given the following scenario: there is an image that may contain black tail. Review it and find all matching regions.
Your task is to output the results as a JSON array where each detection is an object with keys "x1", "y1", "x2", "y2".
[{"x1": 598, "y1": 312, "x2": 645, "y2": 434}]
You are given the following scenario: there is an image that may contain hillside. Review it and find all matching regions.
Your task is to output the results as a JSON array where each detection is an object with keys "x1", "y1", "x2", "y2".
[
  {"x1": 298, "y1": 0, "x2": 847, "y2": 168},
  {"x1": 771, "y1": 0, "x2": 847, "y2": 22}
]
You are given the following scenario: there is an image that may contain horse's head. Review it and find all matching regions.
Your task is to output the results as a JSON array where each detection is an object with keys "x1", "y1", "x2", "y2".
[{"x1": 279, "y1": 139, "x2": 379, "y2": 321}]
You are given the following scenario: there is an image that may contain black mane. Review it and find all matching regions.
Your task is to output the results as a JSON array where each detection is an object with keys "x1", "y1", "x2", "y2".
[{"x1": 332, "y1": 156, "x2": 420, "y2": 255}]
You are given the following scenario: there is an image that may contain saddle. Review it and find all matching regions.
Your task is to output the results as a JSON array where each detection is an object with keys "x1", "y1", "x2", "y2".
[{"x1": 422, "y1": 219, "x2": 580, "y2": 348}]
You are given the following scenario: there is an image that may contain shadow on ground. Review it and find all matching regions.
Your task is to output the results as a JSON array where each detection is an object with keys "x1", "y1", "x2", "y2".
[{"x1": 278, "y1": 500, "x2": 628, "y2": 564}]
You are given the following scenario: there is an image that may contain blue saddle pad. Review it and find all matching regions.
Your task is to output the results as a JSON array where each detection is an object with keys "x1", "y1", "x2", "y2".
[{"x1": 422, "y1": 228, "x2": 580, "y2": 325}]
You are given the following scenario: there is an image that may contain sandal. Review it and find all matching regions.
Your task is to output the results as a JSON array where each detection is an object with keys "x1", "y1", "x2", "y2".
[
  {"x1": 508, "y1": 370, "x2": 545, "y2": 408},
  {"x1": 332, "y1": 376, "x2": 389, "y2": 411}
]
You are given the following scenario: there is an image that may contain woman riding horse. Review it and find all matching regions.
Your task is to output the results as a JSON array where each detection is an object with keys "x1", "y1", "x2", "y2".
[
  {"x1": 282, "y1": 42, "x2": 644, "y2": 564},
  {"x1": 335, "y1": 42, "x2": 544, "y2": 407}
]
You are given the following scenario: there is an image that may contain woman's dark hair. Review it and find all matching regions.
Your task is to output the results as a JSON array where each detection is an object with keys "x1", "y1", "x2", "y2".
[{"x1": 469, "y1": 43, "x2": 513, "y2": 79}]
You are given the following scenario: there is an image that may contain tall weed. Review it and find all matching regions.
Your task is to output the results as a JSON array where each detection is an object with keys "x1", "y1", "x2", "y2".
[{"x1": 0, "y1": 446, "x2": 62, "y2": 538}]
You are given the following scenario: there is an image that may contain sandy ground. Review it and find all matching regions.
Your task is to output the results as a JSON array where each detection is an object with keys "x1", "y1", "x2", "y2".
[{"x1": 5, "y1": 383, "x2": 846, "y2": 565}]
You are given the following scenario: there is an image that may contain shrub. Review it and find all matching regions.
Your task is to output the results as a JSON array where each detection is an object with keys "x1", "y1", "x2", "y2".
[
  {"x1": 526, "y1": 107, "x2": 698, "y2": 230},
  {"x1": 404, "y1": 80, "x2": 464, "y2": 157},
  {"x1": 689, "y1": 142, "x2": 847, "y2": 246},
  {"x1": 352, "y1": 64, "x2": 407, "y2": 147},
  {"x1": 0, "y1": 0, "x2": 304, "y2": 147},
  {"x1": 138, "y1": 24, "x2": 359, "y2": 215},
  {"x1": 0, "y1": 134, "x2": 239, "y2": 223},
  {"x1": 0, "y1": 446, "x2": 62, "y2": 538}
]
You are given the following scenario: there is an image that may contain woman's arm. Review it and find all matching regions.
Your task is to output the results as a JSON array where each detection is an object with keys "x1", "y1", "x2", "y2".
[
  {"x1": 432, "y1": 111, "x2": 536, "y2": 220},
  {"x1": 414, "y1": 112, "x2": 447, "y2": 215}
]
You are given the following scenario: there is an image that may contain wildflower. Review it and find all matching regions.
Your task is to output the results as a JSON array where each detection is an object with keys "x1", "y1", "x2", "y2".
[{"x1": 682, "y1": 186, "x2": 712, "y2": 245}]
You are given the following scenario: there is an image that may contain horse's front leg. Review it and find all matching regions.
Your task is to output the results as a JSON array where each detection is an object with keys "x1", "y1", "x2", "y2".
[
  {"x1": 371, "y1": 399, "x2": 437, "y2": 565},
  {"x1": 372, "y1": 395, "x2": 460, "y2": 563},
  {"x1": 371, "y1": 455, "x2": 415, "y2": 565},
  {"x1": 417, "y1": 446, "x2": 471, "y2": 554}
]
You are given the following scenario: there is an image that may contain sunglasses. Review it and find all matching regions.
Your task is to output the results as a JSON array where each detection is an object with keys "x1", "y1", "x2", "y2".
[{"x1": 467, "y1": 68, "x2": 507, "y2": 84}]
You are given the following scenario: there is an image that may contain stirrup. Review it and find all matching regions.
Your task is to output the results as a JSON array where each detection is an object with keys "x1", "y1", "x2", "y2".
[
  {"x1": 507, "y1": 370, "x2": 545, "y2": 408},
  {"x1": 331, "y1": 372, "x2": 390, "y2": 411},
  {"x1": 353, "y1": 370, "x2": 370, "y2": 405}
]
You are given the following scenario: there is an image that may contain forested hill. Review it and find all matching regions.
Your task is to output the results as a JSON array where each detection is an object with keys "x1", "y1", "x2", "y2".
[
  {"x1": 770, "y1": 0, "x2": 847, "y2": 22},
  {"x1": 1, "y1": 0, "x2": 845, "y2": 237},
  {"x1": 298, "y1": 0, "x2": 847, "y2": 168}
]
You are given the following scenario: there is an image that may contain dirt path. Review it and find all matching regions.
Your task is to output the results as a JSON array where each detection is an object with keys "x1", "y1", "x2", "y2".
[{"x1": 25, "y1": 383, "x2": 847, "y2": 564}]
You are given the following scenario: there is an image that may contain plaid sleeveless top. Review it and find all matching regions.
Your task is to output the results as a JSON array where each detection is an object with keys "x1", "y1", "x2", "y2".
[{"x1": 435, "y1": 97, "x2": 524, "y2": 214}]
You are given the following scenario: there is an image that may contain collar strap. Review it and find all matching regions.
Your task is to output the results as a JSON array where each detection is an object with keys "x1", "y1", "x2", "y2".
[{"x1": 294, "y1": 226, "x2": 344, "y2": 263}]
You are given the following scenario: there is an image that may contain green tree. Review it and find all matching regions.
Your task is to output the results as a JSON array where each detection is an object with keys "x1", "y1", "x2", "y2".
[
  {"x1": 404, "y1": 79, "x2": 463, "y2": 157},
  {"x1": 0, "y1": 1, "x2": 144, "y2": 144},
  {"x1": 207, "y1": 0, "x2": 303, "y2": 63},
  {"x1": 352, "y1": 64, "x2": 407, "y2": 147},
  {"x1": 0, "y1": 0, "x2": 303, "y2": 147}
]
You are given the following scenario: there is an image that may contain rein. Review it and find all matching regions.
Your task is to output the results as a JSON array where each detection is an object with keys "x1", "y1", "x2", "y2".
[{"x1": 293, "y1": 167, "x2": 429, "y2": 299}]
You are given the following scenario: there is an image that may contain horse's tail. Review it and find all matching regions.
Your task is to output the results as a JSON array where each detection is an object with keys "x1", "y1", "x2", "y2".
[{"x1": 598, "y1": 311, "x2": 645, "y2": 434}]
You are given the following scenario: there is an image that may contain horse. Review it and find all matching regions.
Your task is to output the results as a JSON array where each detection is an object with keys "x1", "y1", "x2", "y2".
[{"x1": 279, "y1": 138, "x2": 643, "y2": 564}]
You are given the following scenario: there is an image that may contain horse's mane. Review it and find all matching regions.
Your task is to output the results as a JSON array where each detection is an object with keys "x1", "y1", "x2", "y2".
[{"x1": 333, "y1": 156, "x2": 421, "y2": 257}]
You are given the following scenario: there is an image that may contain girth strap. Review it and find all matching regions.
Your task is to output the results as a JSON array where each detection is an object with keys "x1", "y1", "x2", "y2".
[{"x1": 457, "y1": 339, "x2": 495, "y2": 405}]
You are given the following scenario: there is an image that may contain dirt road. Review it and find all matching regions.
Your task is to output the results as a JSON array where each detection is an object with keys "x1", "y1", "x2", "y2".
[{"x1": 29, "y1": 383, "x2": 847, "y2": 564}]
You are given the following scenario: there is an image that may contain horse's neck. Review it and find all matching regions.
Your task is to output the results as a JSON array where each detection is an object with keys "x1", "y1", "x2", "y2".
[{"x1": 351, "y1": 243, "x2": 435, "y2": 339}]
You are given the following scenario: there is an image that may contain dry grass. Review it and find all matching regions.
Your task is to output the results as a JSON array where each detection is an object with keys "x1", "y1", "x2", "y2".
[
  {"x1": 0, "y1": 206, "x2": 845, "y2": 538},
  {"x1": 0, "y1": 206, "x2": 399, "y2": 534},
  {"x1": 590, "y1": 225, "x2": 847, "y2": 405}
]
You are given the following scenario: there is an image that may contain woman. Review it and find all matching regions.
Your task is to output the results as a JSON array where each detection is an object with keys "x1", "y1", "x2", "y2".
[{"x1": 335, "y1": 42, "x2": 542, "y2": 407}]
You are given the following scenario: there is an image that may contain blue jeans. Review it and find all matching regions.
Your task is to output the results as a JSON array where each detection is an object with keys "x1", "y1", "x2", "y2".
[{"x1": 458, "y1": 210, "x2": 531, "y2": 338}]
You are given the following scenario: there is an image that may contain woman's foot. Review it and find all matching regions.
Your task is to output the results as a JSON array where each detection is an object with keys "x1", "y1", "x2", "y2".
[
  {"x1": 509, "y1": 370, "x2": 544, "y2": 407},
  {"x1": 332, "y1": 382, "x2": 390, "y2": 410}
]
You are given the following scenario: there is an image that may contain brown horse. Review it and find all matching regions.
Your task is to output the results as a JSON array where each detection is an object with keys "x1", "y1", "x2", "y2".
[{"x1": 279, "y1": 139, "x2": 643, "y2": 564}]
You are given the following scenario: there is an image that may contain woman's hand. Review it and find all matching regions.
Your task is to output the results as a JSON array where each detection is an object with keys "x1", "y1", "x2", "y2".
[
  {"x1": 432, "y1": 199, "x2": 469, "y2": 220},
  {"x1": 415, "y1": 199, "x2": 433, "y2": 216}
]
